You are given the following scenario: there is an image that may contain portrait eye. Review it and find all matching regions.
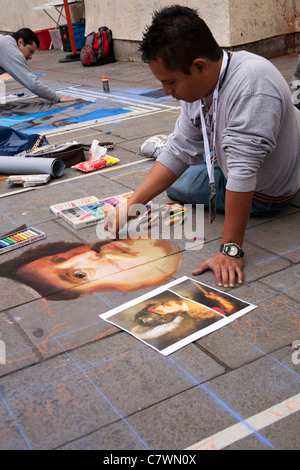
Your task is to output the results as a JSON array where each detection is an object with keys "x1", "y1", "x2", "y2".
[{"x1": 74, "y1": 271, "x2": 87, "y2": 279}]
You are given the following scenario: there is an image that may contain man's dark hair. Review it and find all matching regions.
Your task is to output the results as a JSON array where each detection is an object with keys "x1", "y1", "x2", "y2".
[
  {"x1": 139, "y1": 4, "x2": 222, "y2": 74},
  {"x1": 0, "y1": 241, "x2": 83, "y2": 300},
  {"x1": 12, "y1": 28, "x2": 40, "y2": 48}
]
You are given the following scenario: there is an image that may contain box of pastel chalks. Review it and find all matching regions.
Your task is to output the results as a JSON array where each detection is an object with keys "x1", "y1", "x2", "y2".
[
  {"x1": 49, "y1": 192, "x2": 134, "y2": 229},
  {"x1": 0, "y1": 227, "x2": 46, "y2": 254}
]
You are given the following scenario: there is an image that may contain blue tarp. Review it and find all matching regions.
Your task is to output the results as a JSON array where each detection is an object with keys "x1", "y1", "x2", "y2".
[{"x1": 0, "y1": 126, "x2": 48, "y2": 156}]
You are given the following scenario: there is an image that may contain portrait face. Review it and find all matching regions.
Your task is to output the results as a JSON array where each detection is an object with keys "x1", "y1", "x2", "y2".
[
  {"x1": 148, "y1": 57, "x2": 211, "y2": 102},
  {"x1": 17, "y1": 39, "x2": 37, "y2": 60},
  {"x1": 16, "y1": 238, "x2": 181, "y2": 296},
  {"x1": 148, "y1": 299, "x2": 187, "y2": 316}
]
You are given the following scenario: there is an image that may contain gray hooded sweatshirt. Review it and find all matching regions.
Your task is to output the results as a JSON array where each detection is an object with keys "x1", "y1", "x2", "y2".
[
  {"x1": 0, "y1": 34, "x2": 60, "y2": 102},
  {"x1": 157, "y1": 51, "x2": 300, "y2": 198}
]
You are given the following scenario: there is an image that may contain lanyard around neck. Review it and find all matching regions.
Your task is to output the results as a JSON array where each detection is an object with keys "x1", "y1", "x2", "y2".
[{"x1": 200, "y1": 50, "x2": 229, "y2": 185}]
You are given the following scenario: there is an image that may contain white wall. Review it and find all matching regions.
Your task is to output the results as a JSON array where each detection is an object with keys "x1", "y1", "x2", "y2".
[
  {"x1": 228, "y1": 0, "x2": 299, "y2": 46},
  {"x1": 0, "y1": 0, "x2": 298, "y2": 49},
  {"x1": 83, "y1": 0, "x2": 299, "y2": 46},
  {"x1": 83, "y1": 0, "x2": 231, "y2": 44},
  {"x1": 0, "y1": 0, "x2": 84, "y2": 32}
]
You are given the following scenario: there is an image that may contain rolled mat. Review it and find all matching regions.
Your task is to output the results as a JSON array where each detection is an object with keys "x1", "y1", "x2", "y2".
[{"x1": 0, "y1": 156, "x2": 64, "y2": 178}]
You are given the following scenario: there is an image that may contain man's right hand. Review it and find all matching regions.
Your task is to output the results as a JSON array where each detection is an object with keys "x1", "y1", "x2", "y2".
[
  {"x1": 104, "y1": 161, "x2": 178, "y2": 238},
  {"x1": 104, "y1": 203, "x2": 130, "y2": 238}
]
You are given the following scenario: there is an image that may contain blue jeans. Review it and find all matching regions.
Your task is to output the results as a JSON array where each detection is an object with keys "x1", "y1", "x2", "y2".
[{"x1": 166, "y1": 163, "x2": 299, "y2": 215}]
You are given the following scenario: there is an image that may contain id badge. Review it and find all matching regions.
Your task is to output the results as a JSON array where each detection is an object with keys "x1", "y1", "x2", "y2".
[{"x1": 209, "y1": 184, "x2": 217, "y2": 225}]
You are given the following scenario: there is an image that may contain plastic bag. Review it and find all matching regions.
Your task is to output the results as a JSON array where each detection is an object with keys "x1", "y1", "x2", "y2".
[
  {"x1": 72, "y1": 155, "x2": 119, "y2": 172},
  {"x1": 89, "y1": 139, "x2": 108, "y2": 161}
]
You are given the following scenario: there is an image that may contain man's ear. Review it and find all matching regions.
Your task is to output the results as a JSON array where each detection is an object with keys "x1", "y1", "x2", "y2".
[
  {"x1": 192, "y1": 58, "x2": 208, "y2": 76},
  {"x1": 17, "y1": 38, "x2": 24, "y2": 48}
]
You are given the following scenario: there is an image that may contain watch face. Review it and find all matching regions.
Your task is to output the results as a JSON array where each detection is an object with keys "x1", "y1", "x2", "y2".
[{"x1": 227, "y1": 245, "x2": 239, "y2": 256}]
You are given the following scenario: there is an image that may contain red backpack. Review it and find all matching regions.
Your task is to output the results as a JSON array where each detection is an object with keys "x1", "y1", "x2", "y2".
[{"x1": 80, "y1": 27, "x2": 115, "y2": 66}]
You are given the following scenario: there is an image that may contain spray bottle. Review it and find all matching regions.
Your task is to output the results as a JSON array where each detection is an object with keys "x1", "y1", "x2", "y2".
[{"x1": 102, "y1": 74, "x2": 110, "y2": 92}]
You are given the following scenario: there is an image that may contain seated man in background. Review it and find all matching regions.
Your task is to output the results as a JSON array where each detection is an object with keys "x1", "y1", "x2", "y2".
[{"x1": 0, "y1": 28, "x2": 75, "y2": 102}]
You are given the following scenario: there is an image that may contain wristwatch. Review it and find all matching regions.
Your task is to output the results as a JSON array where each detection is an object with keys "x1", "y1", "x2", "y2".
[{"x1": 220, "y1": 242, "x2": 244, "y2": 258}]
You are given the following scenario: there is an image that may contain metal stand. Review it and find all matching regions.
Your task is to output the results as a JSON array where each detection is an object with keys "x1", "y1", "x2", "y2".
[{"x1": 58, "y1": 0, "x2": 81, "y2": 62}]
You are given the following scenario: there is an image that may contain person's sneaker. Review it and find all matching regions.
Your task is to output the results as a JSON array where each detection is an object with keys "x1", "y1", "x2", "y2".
[{"x1": 140, "y1": 135, "x2": 168, "y2": 159}]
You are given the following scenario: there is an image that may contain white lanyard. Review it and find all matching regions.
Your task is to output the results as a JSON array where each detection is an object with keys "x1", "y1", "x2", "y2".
[{"x1": 199, "y1": 50, "x2": 229, "y2": 185}]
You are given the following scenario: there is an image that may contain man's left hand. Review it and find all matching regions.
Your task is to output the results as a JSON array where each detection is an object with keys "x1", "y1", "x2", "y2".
[
  {"x1": 59, "y1": 95, "x2": 78, "y2": 102},
  {"x1": 192, "y1": 252, "x2": 243, "y2": 288}
]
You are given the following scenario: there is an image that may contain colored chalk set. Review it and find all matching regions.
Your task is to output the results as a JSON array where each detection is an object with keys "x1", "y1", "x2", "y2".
[
  {"x1": 0, "y1": 227, "x2": 46, "y2": 254},
  {"x1": 138, "y1": 203, "x2": 187, "y2": 228},
  {"x1": 49, "y1": 192, "x2": 134, "y2": 229}
]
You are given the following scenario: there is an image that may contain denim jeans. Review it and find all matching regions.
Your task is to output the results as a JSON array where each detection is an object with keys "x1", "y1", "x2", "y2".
[{"x1": 166, "y1": 163, "x2": 299, "y2": 215}]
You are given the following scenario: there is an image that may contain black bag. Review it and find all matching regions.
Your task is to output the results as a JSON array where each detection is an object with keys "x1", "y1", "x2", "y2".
[
  {"x1": 37, "y1": 144, "x2": 86, "y2": 168},
  {"x1": 41, "y1": 142, "x2": 114, "y2": 167},
  {"x1": 80, "y1": 27, "x2": 115, "y2": 67}
]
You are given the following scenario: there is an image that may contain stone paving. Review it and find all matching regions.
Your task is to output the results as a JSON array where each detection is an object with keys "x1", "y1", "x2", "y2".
[{"x1": 0, "y1": 48, "x2": 299, "y2": 451}]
